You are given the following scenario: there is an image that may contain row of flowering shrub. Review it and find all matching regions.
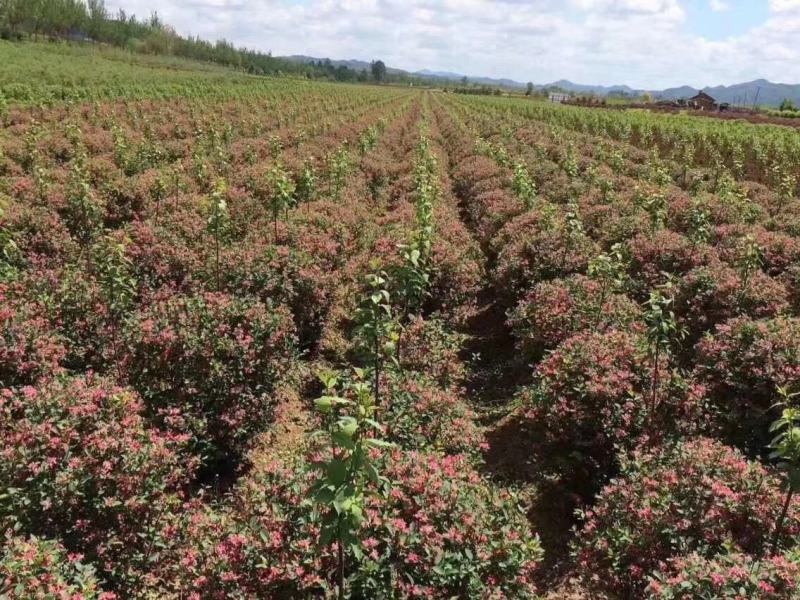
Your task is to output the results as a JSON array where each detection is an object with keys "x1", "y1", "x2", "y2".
[
  {"x1": 7, "y1": 78, "x2": 799, "y2": 597},
  {"x1": 0, "y1": 375, "x2": 196, "y2": 589},
  {"x1": 132, "y1": 448, "x2": 541, "y2": 599},
  {"x1": 435, "y1": 93, "x2": 800, "y2": 597},
  {"x1": 1, "y1": 92, "x2": 545, "y2": 597},
  {"x1": 1, "y1": 85, "x2": 445, "y2": 593},
  {"x1": 573, "y1": 438, "x2": 800, "y2": 596}
]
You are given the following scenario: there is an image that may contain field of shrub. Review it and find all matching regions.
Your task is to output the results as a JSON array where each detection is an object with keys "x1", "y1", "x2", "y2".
[{"x1": 2, "y1": 48, "x2": 800, "y2": 599}]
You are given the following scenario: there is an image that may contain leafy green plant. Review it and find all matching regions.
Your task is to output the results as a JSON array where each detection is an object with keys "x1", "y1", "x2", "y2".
[
  {"x1": 93, "y1": 232, "x2": 136, "y2": 378},
  {"x1": 266, "y1": 164, "x2": 296, "y2": 243},
  {"x1": 736, "y1": 233, "x2": 763, "y2": 306},
  {"x1": 642, "y1": 280, "x2": 684, "y2": 426},
  {"x1": 565, "y1": 200, "x2": 585, "y2": 239},
  {"x1": 768, "y1": 385, "x2": 800, "y2": 553},
  {"x1": 296, "y1": 157, "x2": 318, "y2": 204},
  {"x1": 0, "y1": 204, "x2": 18, "y2": 282},
  {"x1": 394, "y1": 246, "x2": 428, "y2": 363},
  {"x1": 687, "y1": 202, "x2": 711, "y2": 247},
  {"x1": 647, "y1": 151, "x2": 672, "y2": 187},
  {"x1": 328, "y1": 146, "x2": 352, "y2": 200},
  {"x1": 65, "y1": 146, "x2": 102, "y2": 244},
  {"x1": 353, "y1": 271, "x2": 398, "y2": 405},
  {"x1": 21, "y1": 119, "x2": 42, "y2": 174},
  {"x1": 394, "y1": 132, "x2": 437, "y2": 362},
  {"x1": 679, "y1": 137, "x2": 695, "y2": 186},
  {"x1": 562, "y1": 143, "x2": 579, "y2": 179},
  {"x1": 149, "y1": 172, "x2": 168, "y2": 223},
  {"x1": 512, "y1": 161, "x2": 537, "y2": 209},
  {"x1": 587, "y1": 243, "x2": 627, "y2": 321},
  {"x1": 268, "y1": 134, "x2": 283, "y2": 159},
  {"x1": 112, "y1": 124, "x2": 133, "y2": 175},
  {"x1": 206, "y1": 177, "x2": 229, "y2": 291},
  {"x1": 191, "y1": 147, "x2": 211, "y2": 189},
  {"x1": 358, "y1": 125, "x2": 378, "y2": 155},
  {"x1": 638, "y1": 188, "x2": 668, "y2": 233},
  {"x1": 310, "y1": 370, "x2": 392, "y2": 600}
]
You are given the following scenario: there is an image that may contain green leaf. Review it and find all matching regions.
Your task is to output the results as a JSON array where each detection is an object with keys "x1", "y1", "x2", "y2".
[
  {"x1": 314, "y1": 397, "x2": 332, "y2": 413},
  {"x1": 332, "y1": 430, "x2": 356, "y2": 449},
  {"x1": 365, "y1": 438, "x2": 395, "y2": 449},
  {"x1": 326, "y1": 459, "x2": 348, "y2": 487},
  {"x1": 336, "y1": 416, "x2": 358, "y2": 438},
  {"x1": 333, "y1": 487, "x2": 355, "y2": 514},
  {"x1": 365, "y1": 463, "x2": 380, "y2": 484},
  {"x1": 312, "y1": 485, "x2": 336, "y2": 504},
  {"x1": 349, "y1": 502, "x2": 364, "y2": 525},
  {"x1": 351, "y1": 542, "x2": 364, "y2": 561}
]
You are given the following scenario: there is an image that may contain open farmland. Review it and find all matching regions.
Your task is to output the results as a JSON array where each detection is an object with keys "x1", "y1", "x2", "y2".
[{"x1": 3, "y1": 43, "x2": 800, "y2": 600}]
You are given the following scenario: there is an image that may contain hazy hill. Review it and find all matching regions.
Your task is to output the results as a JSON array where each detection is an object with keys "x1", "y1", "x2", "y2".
[
  {"x1": 657, "y1": 79, "x2": 800, "y2": 107},
  {"x1": 544, "y1": 79, "x2": 641, "y2": 96},
  {"x1": 283, "y1": 55, "x2": 404, "y2": 74},
  {"x1": 279, "y1": 55, "x2": 800, "y2": 107}
]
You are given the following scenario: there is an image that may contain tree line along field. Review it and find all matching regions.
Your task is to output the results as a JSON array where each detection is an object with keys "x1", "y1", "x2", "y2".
[{"x1": 2, "y1": 46, "x2": 800, "y2": 600}]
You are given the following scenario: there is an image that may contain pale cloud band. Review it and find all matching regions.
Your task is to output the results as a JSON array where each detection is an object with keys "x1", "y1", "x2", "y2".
[{"x1": 105, "y1": 0, "x2": 800, "y2": 88}]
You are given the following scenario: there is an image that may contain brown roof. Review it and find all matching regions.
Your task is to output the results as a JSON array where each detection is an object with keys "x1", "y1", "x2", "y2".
[{"x1": 690, "y1": 91, "x2": 716, "y2": 102}]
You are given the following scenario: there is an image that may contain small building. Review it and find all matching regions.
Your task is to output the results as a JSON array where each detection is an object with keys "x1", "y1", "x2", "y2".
[
  {"x1": 688, "y1": 91, "x2": 717, "y2": 111},
  {"x1": 548, "y1": 92, "x2": 570, "y2": 104}
]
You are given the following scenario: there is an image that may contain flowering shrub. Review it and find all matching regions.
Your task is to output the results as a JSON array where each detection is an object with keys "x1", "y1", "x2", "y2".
[
  {"x1": 0, "y1": 283, "x2": 67, "y2": 385},
  {"x1": 385, "y1": 372, "x2": 482, "y2": 455},
  {"x1": 0, "y1": 375, "x2": 196, "y2": 589},
  {"x1": 147, "y1": 449, "x2": 542, "y2": 599},
  {"x1": 0, "y1": 202, "x2": 77, "y2": 266},
  {"x1": 34, "y1": 263, "x2": 121, "y2": 372},
  {"x1": 0, "y1": 535, "x2": 115, "y2": 599},
  {"x1": 521, "y1": 329, "x2": 701, "y2": 469},
  {"x1": 714, "y1": 226, "x2": 800, "y2": 276},
  {"x1": 573, "y1": 438, "x2": 800, "y2": 596},
  {"x1": 648, "y1": 550, "x2": 800, "y2": 599},
  {"x1": 428, "y1": 218, "x2": 483, "y2": 319},
  {"x1": 581, "y1": 196, "x2": 651, "y2": 247},
  {"x1": 675, "y1": 264, "x2": 789, "y2": 346},
  {"x1": 493, "y1": 214, "x2": 598, "y2": 305},
  {"x1": 468, "y1": 189, "x2": 522, "y2": 243},
  {"x1": 508, "y1": 275, "x2": 641, "y2": 358},
  {"x1": 123, "y1": 291, "x2": 297, "y2": 460},
  {"x1": 693, "y1": 316, "x2": 800, "y2": 448},
  {"x1": 125, "y1": 217, "x2": 204, "y2": 291},
  {"x1": 11, "y1": 71, "x2": 800, "y2": 598},
  {"x1": 625, "y1": 230, "x2": 715, "y2": 299},
  {"x1": 219, "y1": 240, "x2": 335, "y2": 348},
  {"x1": 399, "y1": 315, "x2": 467, "y2": 388}
]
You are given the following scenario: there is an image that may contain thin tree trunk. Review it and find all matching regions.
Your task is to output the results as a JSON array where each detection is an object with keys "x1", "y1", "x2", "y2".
[
  {"x1": 112, "y1": 318, "x2": 122, "y2": 380},
  {"x1": 771, "y1": 488, "x2": 794, "y2": 554},
  {"x1": 215, "y1": 234, "x2": 220, "y2": 291},
  {"x1": 650, "y1": 343, "x2": 661, "y2": 442},
  {"x1": 338, "y1": 518, "x2": 345, "y2": 600}
]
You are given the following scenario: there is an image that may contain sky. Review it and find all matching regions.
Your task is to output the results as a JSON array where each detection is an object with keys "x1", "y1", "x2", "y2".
[{"x1": 104, "y1": 0, "x2": 800, "y2": 89}]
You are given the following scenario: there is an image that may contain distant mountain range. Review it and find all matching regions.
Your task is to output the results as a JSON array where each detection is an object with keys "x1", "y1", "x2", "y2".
[
  {"x1": 283, "y1": 55, "x2": 403, "y2": 74},
  {"x1": 656, "y1": 79, "x2": 800, "y2": 107},
  {"x1": 538, "y1": 79, "x2": 800, "y2": 107},
  {"x1": 280, "y1": 55, "x2": 800, "y2": 107}
]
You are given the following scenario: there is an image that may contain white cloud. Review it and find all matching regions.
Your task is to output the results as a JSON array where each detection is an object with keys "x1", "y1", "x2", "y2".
[
  {"x1": 769, "y1": 0, "x2": 800, "y2": 11},
  {"x1": 104, "y1": 0, "x2": 800, "y2": 89},
  {"x1": 709, "y1": 0, "x2": 729, "y2": 11}
]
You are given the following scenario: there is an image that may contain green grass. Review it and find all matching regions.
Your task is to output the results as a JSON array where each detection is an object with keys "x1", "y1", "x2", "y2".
[{"x1": 0, "y1": 40, "x2": 299, "y2": 105}]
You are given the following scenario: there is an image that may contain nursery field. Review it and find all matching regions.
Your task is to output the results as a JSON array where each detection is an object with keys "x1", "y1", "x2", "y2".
[
  {"x1": 0, "y1": 40, "x2": 275, "y2": 106},
  {"x1": 3, "y1": 66, "x2": 800, "y2": 599}
]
